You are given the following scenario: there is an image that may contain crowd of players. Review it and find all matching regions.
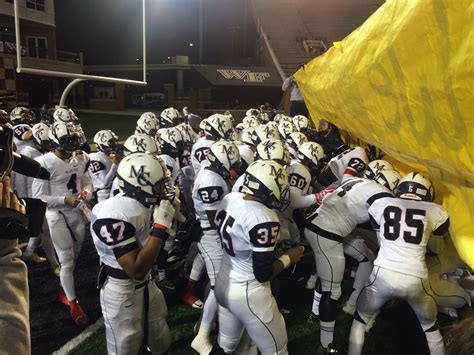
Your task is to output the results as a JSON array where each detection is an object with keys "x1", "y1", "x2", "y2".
[{"x1": 3, "y1": 105, "x2": 473, "y2": 355}]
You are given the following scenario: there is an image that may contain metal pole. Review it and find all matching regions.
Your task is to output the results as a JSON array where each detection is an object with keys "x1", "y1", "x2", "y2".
[
  {"x1": 60, "y1": 78, "x2": 84, "y2": 107},
  {"x1": 143, "y1": 0, "x2": 147, "y2": 82},
  {"x1": 14, "y1": 0, "x2": 22, "y2": 72},
  {"x1": 243, "y1": 0, "x2": 247, "y2": 59},
  {"x1": 199, "y1": 0, "x2": 203, "y2": 64}
]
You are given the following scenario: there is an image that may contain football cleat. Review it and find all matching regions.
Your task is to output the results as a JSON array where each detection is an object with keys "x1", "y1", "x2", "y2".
[
  {"x1": 22, "y1": 252, "x2": 46, "y2": 263},
  {"x1": 55, "y1": 287, "x2": 69, "y2": 306},
  {"x1": 69, "y1": 300, "x2": 89, "y2": 326},
  {"x1": 342, "y1": 302, "x2": 356, "y2": 316},
  {"x1": 306, "y1": 273, "x2": 317, "y2": 290},
  {"x1": 317, "y1": 343, "x2": 347, "y2": 354},
  {"x1": 181, "y1": 292, "x2": 204, "y2": 309},
  {"x1": 308, "y1": 311, "x2": 320, "y2": 323},
  {"x1": 191, "y1": 333, "x2": 213, "y2": 355},
  {"x1": 156, "y1": 278, "x2": 176, "y2": 291}
]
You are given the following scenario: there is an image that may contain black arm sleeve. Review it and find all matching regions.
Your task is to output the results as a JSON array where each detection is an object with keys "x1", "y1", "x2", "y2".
[
  {"x1": 433, "y1": 218, "x2": 450, "y2": 236},
  {"x1": 252, "y1": 251, "x2": 275, "y2": 283}
]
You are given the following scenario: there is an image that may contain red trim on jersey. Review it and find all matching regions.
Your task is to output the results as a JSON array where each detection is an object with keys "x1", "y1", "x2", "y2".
[{"x1": 344, "y1": 167, "x2": 357, "y2": 176}]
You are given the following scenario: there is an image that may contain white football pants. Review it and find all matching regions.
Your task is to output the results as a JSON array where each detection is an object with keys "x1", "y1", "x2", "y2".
[
  {"x1": 100, "y1": 277, "x2": 171, "y2": 355},
  {"x1": 46, "y1": 209, "x2": 85, "y2": 301}
]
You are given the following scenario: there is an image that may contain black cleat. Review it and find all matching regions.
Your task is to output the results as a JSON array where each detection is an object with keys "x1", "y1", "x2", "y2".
[
  {"x1": 308, "y1": 312, "x2": 320, "y2": 323},
  {"x1": 156, "y1": 278, "x2": 175, "y2": 291},
  {"x1": 317, "y1": 343, "x2": 347, "y2": 354}
]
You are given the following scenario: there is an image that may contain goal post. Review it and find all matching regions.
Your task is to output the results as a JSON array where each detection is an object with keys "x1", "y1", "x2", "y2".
[{"x1": 13, "y1": 0, "x2": 148, "y2": 106}]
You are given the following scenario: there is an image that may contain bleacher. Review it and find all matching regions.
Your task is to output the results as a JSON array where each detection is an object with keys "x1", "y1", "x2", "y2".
[{"x1": 251, "y1": 0, "x2": 384, "y2": 77}]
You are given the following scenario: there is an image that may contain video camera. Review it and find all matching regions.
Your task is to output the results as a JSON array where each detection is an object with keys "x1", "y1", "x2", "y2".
[{"x1": 0, "y1": 124, "x2": 50, "y2": 240}]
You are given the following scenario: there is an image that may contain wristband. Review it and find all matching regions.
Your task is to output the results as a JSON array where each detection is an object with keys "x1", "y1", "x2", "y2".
[
  {"x1": 151, "y1": 224, "x2": 168, "y2": 241},
  {"x1": 278, "y1": 254, "x2": 291, "y2": 269}
]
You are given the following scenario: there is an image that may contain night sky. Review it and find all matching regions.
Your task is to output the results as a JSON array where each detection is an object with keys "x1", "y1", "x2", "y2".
[{"x1": 55, "y1": 0, "x2": 257, "y2": 65}]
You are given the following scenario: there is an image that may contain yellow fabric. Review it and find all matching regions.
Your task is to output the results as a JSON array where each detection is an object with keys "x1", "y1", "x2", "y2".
[{"x1": 295, "y1": 0, "x2": 474, "y2": 267}]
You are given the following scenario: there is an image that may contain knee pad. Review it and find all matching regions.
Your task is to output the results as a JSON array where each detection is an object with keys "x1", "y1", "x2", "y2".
[{"x1": 319, "y1": 278, "x2": 342, "y2": 300}]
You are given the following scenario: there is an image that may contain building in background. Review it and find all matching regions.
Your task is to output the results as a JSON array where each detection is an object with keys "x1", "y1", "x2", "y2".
[{"x1": 0, "y1": 0, "x2": 83, "y2": 109}]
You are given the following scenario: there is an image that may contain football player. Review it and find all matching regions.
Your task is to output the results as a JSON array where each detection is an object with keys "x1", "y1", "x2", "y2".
[
  {"x1": 304, "y1": 169, "x2": 399, "y2": 353},
  {"x1": 91, "y1": 152, "x2": 173, "y2": 354},
  {"x1": 14, "y1": 123, "x2": 59, "y2": 273},
  {"x1": 317, "y1": 146, "x2": 370, "y2": 188},
  {"x1": 191, "y1": 114, "x2": 234, "y2": 175},
  {"x1": 10, "y1": 107, "x2": 36, "y2": 151},
  {"x1": 191, "y1": 140, "x2": 241, "y2": 354},
  {"x1": 348, "y1": 173, "x2": 449, "y2": 355},
  {"x1": 160, "y1": 107, "x2": 182, "y2": 127},
  {"x1": 109, "y1": 133, "x2": 160, "y2": 198},
  {"x1": 135, "y1": 112, "x2": 159, "y2": 138},
  {"x1": 212, "y1": 160, "x2": 304, "y2": 354},
  {"x1": 250, "y1": 124, "x2": 280, "y2": 147},
  {"x1": 286, "y1": 132, "x2": 308, "y2": 159},
  {"x1": 32, "y1": 120, "x2": 91, "y2": 325},
  {"x1": 89, "y1": 130, "x2": 121, "y2": 202}
]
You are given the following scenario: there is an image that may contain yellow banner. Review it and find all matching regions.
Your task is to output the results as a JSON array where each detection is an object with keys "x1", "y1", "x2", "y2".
[{"x1": 295, "y1": 0, "x2": 474, "y2": 267}]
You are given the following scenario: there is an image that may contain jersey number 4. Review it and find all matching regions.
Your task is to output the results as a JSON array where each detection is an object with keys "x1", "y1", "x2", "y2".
[
  {"x1": 383, "y1": 207, "x2": 426, "y2": 245},
  {"x1": 67, "y1": 173, "x2": 78, "y2": 194},
  {"x1": 100, "y1": 222, "x2": 126, "y2": 244}
]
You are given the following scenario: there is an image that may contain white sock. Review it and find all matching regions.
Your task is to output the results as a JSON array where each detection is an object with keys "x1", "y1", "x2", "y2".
[
  {"x1": 190, "y1": 253, "x2": 206, "y2": 282},
  {"x1": 348, "y1": 319, "x2": 366, "y2": 355},
  {"x1": 60, "y1": 267, "x2": 76, "y2": 301},
  {"x1": 199, "y1": 289, "x2": 217, "y2": 335},
  {"x1": 425, "y1": 329, "x2": 445, "y2": 355},
  {"x1": 348, "y1": 261, "x2": 373, "y2": 306},
  {"x1": 24, "y1": 236, "x2": 41, "y2": 256},
  {"x1": 320, "y1": 320, "x2": 335, "y2": 347},
  {"x1": 312, "y1": 290, "x2": 321, "y2": 315}
]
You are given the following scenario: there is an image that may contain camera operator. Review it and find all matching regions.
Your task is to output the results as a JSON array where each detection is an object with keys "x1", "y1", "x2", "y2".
[{"x1": 0, "y1": 176, "x2": 30, "y2": 354}]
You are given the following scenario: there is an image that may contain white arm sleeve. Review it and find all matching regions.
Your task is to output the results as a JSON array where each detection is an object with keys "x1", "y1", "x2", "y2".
[
  {"x1": 102, "y1": 164, "x2": 118, "y2": 187},
  {"x1": 32, "y1": 177, "x2": 65, "y2": 207},
  {"x1": 80, "y1": 171, "x2": 93, "y2": 191},
  {"x1": 289, "y1": 186, "x2": 317, "y2": 210},
  {"x1": 282, "y1": 77, "x2": 292, "y2": 91}
]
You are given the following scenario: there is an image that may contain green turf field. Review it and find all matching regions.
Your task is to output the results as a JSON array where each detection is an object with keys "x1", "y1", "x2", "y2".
[
  {"x1": 76, "y1": 111, "x2": 142, "y2": 142},
  {"x1": 69, "y1": 252, "x2": 455, "y2": 355}
]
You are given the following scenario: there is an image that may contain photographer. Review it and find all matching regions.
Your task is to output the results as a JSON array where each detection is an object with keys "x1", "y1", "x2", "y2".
[{"x1": 0, "y1": 176, "x2": 30, "y2": 354}]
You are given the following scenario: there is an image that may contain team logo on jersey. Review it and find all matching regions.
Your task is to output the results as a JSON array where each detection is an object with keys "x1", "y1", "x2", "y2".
[{"x1": 129, "y1": 165, "x2": 151, "y2": 186}]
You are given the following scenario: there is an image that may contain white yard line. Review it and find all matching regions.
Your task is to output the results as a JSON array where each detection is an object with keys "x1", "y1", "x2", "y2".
[{"x1": 53, "y1": 317, "x2": 104, "y2": 355}]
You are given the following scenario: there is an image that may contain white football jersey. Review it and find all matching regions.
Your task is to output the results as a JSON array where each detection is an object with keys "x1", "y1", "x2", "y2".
[
  {"x1": 91, "y1": 193, "x2": 151, "y2": 270},
  {"x1": 327, "y1": 146, "x2": 368, "y2": 186},
  {"x1": 110, "y1": 177, "x2": 120, "y2": 198},
  {"x1": 369, "y1": 197, "x2": 449, "y2": 278},
  {"x1": 217, "y1": 192, "x2": 280, "y2": 283},
  {"x1": 288, "y1": 160, "x2": 312, "y2": 195},
  {"x1": 32, "y1": 152, "x2": 88, "y2": 211},
  {"x1": 12, "y1": 124, "x2": 34, "y2": 151},
  {"x1": 88, "y1": 151, "x2": 116, "y2": 190},
  {"x1": 231, "y1": 174, "x2": 245, "y2": 193},
  {"x1": 192, "y1": 168, "x2": 229, "y2": 229},
  {"x1": 191, "y1": 137, "x2": 214, "y2": 174},
  {"x1": 159, "y1": 154, "x2": 179, "y2": 185},
  {"x1": 13, "y1": 145, "x2": 42, "y2": 198},
  {"x1": 309, "y1": 178, "x2": 392, "y2": 237}
]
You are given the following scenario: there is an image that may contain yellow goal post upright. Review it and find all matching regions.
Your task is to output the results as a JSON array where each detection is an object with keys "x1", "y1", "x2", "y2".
[{"x1": 13, "y1": 0, "x2": 148, "y2": 107}]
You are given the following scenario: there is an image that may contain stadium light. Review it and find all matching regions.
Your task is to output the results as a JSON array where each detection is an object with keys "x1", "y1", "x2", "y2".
[{"x1": 189, "y1": 43, "x2": 194, "y2": 47}]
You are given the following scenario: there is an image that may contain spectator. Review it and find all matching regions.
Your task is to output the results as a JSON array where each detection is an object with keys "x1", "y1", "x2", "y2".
[
  {"x1": 0, "y1": 177, "x2": 30, "y2": 355},
  {"x1": 315, "y1": 119, "x2": 348, "y2": 159},
  {"x1": 282, "y1": 64, "x2": 309, "y2": 117}
]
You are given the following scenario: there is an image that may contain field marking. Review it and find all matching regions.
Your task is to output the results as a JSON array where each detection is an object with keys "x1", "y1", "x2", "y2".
[{"x1": 53, "y1": 317, "x2": 104, "y2": 355}]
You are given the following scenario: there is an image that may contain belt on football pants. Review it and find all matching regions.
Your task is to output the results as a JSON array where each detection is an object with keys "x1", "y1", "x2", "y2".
[
  {"x1": 104, "y1": 265, "x2": 150, "y2": 290},
  {"x1": 305, "y1": 221, "x2": 343, "y2": 243},
  {"x1": 201, "y1": 226, "x2": 216, "y2": 232}
]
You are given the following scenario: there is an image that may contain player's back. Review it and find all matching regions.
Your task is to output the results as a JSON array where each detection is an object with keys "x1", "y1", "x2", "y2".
[
  {"x1": 310, "y1": 178, "x2": 391, "y2": 237},
  {"x1": 327, "y1": 146, "x2": 368, "y2": 186},
  {"x1": 88, "y1": 151, "x2": 112, "y2": 188},
  {"x1": 91, "y1": 193, "x2": 150, "y2": 269},
  {"x1": 369, "y1": 197, "x2": 449, "y2": 278},
  {"x1": 191, "y1": 137, "x2": 213, "y2": 174},
  {"x1": 217, "y1": 192, "x2": 280, "y2": 283},
  {"x1": 288, "y1": 160, "x2": 311, "y2": 195},
  {"x1": 192, "y1": 168, "x2": 229, "y2": 228}
]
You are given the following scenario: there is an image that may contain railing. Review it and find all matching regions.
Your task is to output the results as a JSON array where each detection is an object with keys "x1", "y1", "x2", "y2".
[
  {"x1": 0, "y1": 41, "x2": 82, "y2": 64},
  {"x1": 56, "y1": 50, "x2": 81, "y2": 64}
]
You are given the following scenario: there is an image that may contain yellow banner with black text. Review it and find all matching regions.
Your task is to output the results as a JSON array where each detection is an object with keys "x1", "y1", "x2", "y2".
[{"x1": 295, "y1": 0, "x2": 474, "y2": 267}]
